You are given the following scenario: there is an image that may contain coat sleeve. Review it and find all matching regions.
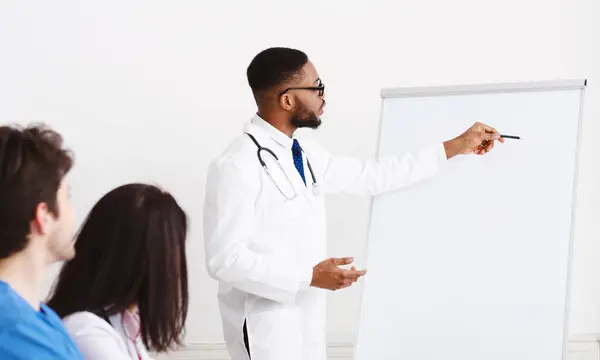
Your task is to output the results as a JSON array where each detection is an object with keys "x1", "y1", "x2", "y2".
[
  {"x1": 203, "y1": 157, "x2": 313, "y2": 304},
  {"x1": 316, "y1": 142, "x2": 448, "y2": 196}
]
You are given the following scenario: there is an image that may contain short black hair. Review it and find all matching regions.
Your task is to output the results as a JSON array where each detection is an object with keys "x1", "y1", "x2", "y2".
[
  {"x1": 0, "y1": 124, "x2": 73, "y2": 259},
  {"x1": 47, "y1": 183, "x2": 189, "y2": 353},
  {"x1": 247, "y1": 47, "x2": 308, "y2": 95}
]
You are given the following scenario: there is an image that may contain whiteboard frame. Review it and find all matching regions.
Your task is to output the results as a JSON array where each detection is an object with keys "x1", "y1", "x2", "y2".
[
  {"x1": 355, "y1": 79, "x2": 587, "y2": 360},
  {"x1": 380, "y1": 79, "x2": 587, "y2": 98}
]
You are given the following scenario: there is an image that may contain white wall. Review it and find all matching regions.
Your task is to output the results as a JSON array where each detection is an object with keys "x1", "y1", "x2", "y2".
[{"x1": 0, "y1": 0, "x2": 598, "y2": 349}]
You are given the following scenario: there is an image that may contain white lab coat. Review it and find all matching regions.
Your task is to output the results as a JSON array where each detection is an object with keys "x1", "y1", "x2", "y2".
[{"x1": 203, "y1": 114, "x2": 448, "y2": 360}]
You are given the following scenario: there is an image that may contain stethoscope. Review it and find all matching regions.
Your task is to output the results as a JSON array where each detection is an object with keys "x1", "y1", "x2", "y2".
[{"x1": 246, "y1": 133, "x2": 320, "y2": 200}]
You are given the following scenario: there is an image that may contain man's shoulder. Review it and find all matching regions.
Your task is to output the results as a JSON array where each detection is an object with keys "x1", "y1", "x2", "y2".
[
  {"x1": 0, "y1": 284, "x2": 37, "y2": 327},
  {"x1": 0, "y1": 314, "x2": 61, "y2": 359},
  {"x1": 209, "y1": 133, "x2": 260, "y2": 174},
  {"x1": 0, "y1": 285, "x2": 82, "y2": 359},
  {"x1": 0, "y1": 306, "x2": 37, "y2": 331},
  {"x1": 0, "y1": 307, "x2": 85, "y2": 360}
]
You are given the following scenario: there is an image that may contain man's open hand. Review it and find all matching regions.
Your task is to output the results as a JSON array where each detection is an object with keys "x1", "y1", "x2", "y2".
[{"x1": 310, "y1": 257, "x2": 366, "y2": 291}]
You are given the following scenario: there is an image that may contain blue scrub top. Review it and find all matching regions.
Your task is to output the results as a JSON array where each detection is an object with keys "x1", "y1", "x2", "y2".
[{"x1": 0, "y1": 280, "x2": 83, "y2": 360}]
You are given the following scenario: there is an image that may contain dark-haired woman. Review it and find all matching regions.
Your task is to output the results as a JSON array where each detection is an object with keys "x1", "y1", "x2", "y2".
[{"x1": 47, "y1": 183, "x2": 189, "y2": 360}]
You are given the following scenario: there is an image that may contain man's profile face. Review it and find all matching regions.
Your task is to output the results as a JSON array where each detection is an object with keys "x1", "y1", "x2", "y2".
[{"x1": 286, "y1": 61, "x2": 326, "y2": 129}]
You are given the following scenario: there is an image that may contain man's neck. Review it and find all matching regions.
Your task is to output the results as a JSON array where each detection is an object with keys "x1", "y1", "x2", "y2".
[
  {"x1": 256, "y1": 110, "x2": 296, "y2": 138},
  {"x1": 0, "y1": 247, "x2": 47, "y2": 311}
]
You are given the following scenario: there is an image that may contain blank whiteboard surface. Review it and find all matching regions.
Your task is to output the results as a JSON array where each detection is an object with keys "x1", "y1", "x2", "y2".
[{"x1": 355, "y1": 81, "x2": 585, "y2": 360}]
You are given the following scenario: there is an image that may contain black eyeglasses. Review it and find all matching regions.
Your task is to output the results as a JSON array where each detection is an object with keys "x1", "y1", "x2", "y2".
[{"x1": 279, "y1": 79, "x2": 325, "y2": 97}]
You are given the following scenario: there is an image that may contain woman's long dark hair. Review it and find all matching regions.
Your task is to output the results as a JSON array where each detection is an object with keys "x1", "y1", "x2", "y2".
[{"x1": 47, "y1": 183, "x2": 189, "y2": 352}]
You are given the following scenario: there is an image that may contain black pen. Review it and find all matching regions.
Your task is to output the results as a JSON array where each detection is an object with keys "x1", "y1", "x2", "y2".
[{"x1": 500, "y1": 134, "x2": 520, "y2": 139}]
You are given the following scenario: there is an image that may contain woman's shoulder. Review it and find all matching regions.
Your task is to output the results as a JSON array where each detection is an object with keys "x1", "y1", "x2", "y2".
[
  {"x1": 62, "y1": 311, "x2": 134, "y2": 359},
  {"x1": 63, "y1": 311, "x2": 117, "y2": 337}
]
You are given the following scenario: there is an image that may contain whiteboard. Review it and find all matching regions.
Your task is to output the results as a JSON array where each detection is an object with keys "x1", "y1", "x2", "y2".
[{"x1": 354, "y1": 80, "x2": 586, "y2": 360}]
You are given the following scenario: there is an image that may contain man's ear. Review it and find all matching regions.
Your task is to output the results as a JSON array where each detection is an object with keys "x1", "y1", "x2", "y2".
[
  {"x1": 31, "y1": 202, "x2": 50, "y2": 236},
  {"x1": 279, "y1": 93, "x2": 294, "y2": 111}
]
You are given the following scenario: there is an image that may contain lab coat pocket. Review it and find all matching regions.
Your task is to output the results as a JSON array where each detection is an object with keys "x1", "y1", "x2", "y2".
[
  {"x1": 282, "y1": 196, "x2": 307, "y2": 221},
  {"x1": 260, "y1": 189, "x2": 305, "y2": 221},
  {"x1": 259, "y1": 172, "x2": 302, "y2": 220}
]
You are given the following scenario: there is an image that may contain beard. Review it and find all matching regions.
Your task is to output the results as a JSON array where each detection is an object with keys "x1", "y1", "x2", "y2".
[{"x1": 291, "y1": 100, "x2": 324, "y2": 129}]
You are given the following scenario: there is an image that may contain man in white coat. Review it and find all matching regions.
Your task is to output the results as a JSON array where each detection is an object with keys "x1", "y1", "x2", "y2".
[{"x1": 203, "y1": 47, "x2": 504, "y2": 360}]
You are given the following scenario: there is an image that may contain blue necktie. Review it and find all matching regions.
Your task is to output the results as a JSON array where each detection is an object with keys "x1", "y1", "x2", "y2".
[{"x1": 292, "y1": 139, "x2": 306, "y2": 185}]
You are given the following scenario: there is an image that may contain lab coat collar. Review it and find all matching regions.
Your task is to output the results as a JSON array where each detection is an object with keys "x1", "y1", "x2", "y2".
[
  {"x1": 249, "y1": 114, "x2": 295, "y2": 149},
  {"x1": 106, "y1": 312, "x2": 151, "y2": 360},
  {"x1": 245, "y1": 114, "x2": 317, "y2": 201}
]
